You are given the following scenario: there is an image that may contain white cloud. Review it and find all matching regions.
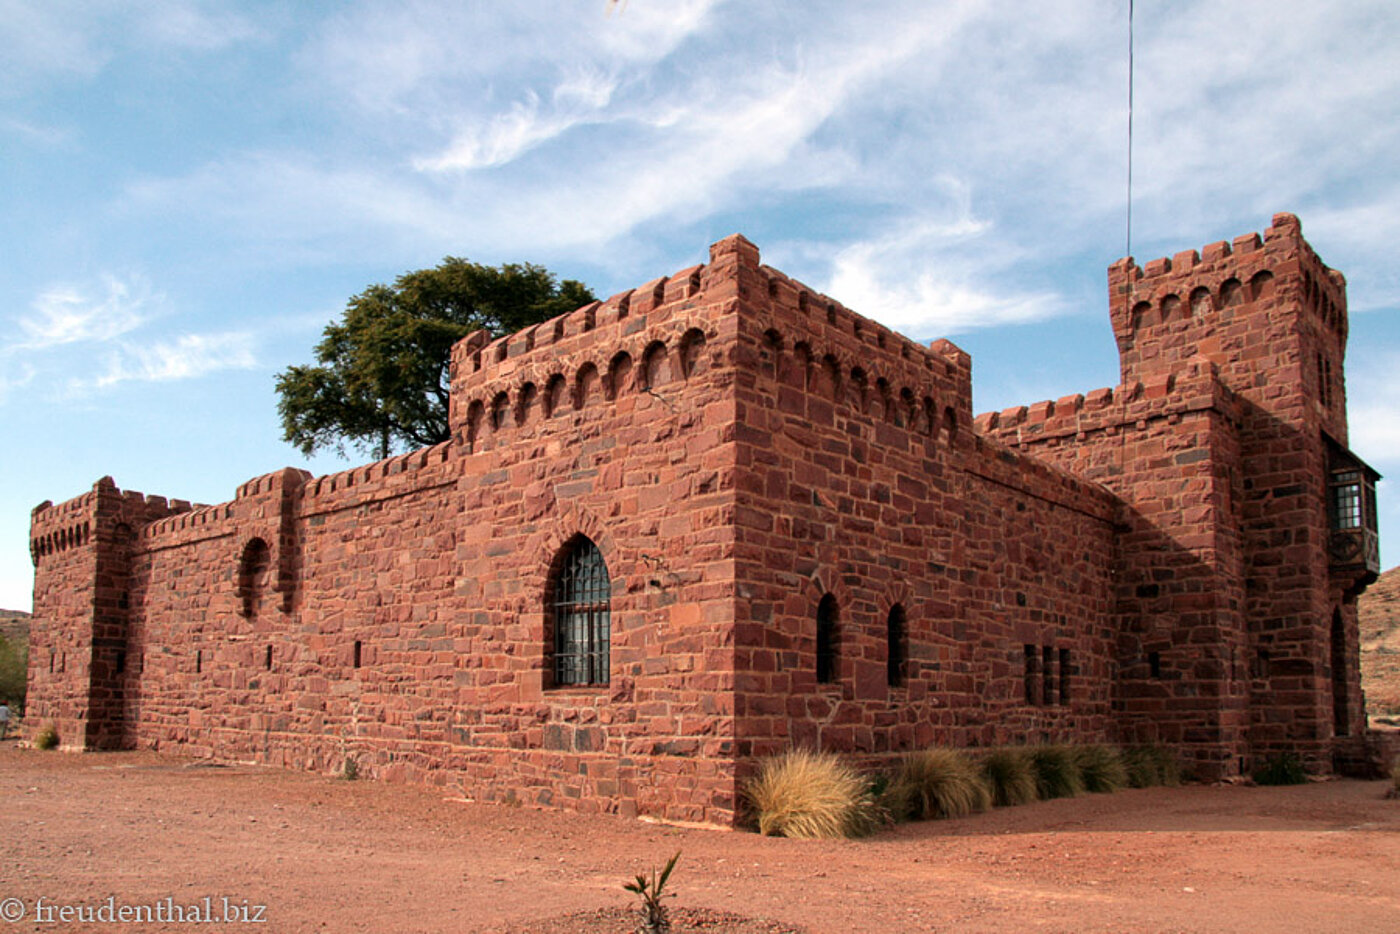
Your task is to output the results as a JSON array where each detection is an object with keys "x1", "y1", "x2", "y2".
[
  {"x1": 15, "y1": 276, "x2": 152, "y2": 349},
  {"x1": 0, "y1": 0, "x2": 261, "y2": 94},
  {"x1": 74, "y1": 332, "x2": 257, "y2": 393},
  {"x1": 414, "y1": 69, "x2": 620, "y2": 172},
  {"x1": 822, "y1": 212, "x2": 1064, "y2": 339}
]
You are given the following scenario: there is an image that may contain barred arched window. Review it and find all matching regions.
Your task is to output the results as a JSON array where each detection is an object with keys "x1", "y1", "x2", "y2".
[
  {"x1": 816, "y1": 593, "x2": 838, "y2": 684},
  {"x1": 551, "y1": 536, "x2": 611, "y2": 686}
]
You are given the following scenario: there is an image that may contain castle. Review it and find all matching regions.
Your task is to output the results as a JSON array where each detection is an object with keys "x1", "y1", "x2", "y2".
[{"x1": 26, "y1": 213, "x2": 1387, "y2": 825}]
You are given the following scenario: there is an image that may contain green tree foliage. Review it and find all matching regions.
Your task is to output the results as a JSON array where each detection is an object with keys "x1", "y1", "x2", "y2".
[
  {"x1": 276, "y1": 258, "x2": 594, "y2": 459},
  {"x1": 0, "y1": 633, "x2": 27, "y2": 713}
]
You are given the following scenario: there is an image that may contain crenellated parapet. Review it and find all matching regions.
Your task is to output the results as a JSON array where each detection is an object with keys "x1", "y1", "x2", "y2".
[
  {"x1": 446, "y1": 243, "x2": 736, "y2": 454},
  {"x1": 30, "y1": 478, "x2": 197, "y2": 566},
  {"x1": 742, "y1": 257, "x2": 973, "y2": 440},
  {"x1": 1109, "y1": 213, "x2": 1347, "y2": 390},
  {"x1": 442, "y1": 234, "x2": 977, "y2": 455},
  {"x1": 975, "y1": 357, "x2": 1238, "y2": 448}
]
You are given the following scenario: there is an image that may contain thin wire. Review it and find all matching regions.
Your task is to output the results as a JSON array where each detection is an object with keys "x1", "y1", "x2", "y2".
[{"x1": 1126, "y1": 0, "x2": 1135, "y2": 259}]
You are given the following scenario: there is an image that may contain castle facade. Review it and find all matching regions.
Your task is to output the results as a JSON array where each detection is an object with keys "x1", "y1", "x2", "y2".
[{"x1": 26, "y1": 214, "x2": 1385, "y2": 824}]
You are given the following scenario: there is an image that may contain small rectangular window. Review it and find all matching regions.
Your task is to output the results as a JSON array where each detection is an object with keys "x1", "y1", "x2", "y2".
[
  {"x1": 1023, "y1": 645, "x2": 1037, "y2": 705},
  {"x1": 1149, "y1": 651, "x2": 1162, "y2": 679},
  {"x1": 1059, "y1": 648, "x2": 1071, "y2": 705},
  {"x1": 196, "y1": 650, "x2": 202, "y2": 674},
  {"x1": 1042, "y1": 646, "x2": 1055, "y2": 706},
  {"x1": 264, "y1": 645, "x2": 273, "y2": 671},
  {"x1": 353, "y1": 640, "x2": 362, "y2": 669}
]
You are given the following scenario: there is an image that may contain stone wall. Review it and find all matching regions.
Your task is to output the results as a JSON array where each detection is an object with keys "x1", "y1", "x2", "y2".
[{"x1": 25, "y1": 217, "x2": 1380, "y2": 818}]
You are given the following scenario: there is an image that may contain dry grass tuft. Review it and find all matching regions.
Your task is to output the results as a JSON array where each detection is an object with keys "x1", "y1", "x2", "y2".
[
  {"x1": 1122, "y1": 744, "x2": 1181, "y2": 788},
  {"x1": 1029, "y1": 744, "x2": 1084, "y2": 799},
  {"x1": 744, "y1": 749, "x2": 884, "y2": 838},
  {"x1": 1075, "y1": 744, "x2": 1129, "y2": 793},
  {"x1": 980, "y1": 747, "x2": 1039, "y2": 807},
  {"x1": 887, "y1": 748, "x2": 991, "y2": 821},
  {"x1": 33, "y1": 724, "x2": 59, "y2": 750}
]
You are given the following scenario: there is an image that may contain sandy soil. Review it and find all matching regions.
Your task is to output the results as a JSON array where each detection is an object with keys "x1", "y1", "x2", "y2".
[{"x1": 2, "y1": 743, "x2": 1397, "y2": 934}]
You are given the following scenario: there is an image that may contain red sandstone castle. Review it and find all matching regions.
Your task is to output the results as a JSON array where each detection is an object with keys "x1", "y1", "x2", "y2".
[{"x1": 26, "y1": 213, "x2": 1386, "y2": 824}]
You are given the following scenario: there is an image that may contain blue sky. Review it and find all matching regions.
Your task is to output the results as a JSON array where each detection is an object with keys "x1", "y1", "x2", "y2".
[{"x1": 3, "y1": 0, "x2": 1399, "y2": 611}]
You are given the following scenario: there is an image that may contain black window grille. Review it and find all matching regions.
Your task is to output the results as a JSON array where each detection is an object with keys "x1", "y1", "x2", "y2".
[{"x1": 552, "y1": 537, "x2": 610, "y2": 686}]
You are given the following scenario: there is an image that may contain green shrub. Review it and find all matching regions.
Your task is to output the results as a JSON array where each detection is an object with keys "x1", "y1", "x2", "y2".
[
  {"x1": 0, "y1": 634, "x2": 27, "y2": 712},
  {"x1": 33, "y1": 724, "x2": 59, "y2": 750},
  {"x1": 1122, "y1": 744, "x2": 1181, "y2": 788},
  {"x1": 341, "y1": 757, "x2": 359, "y2": 781},
  {"x1": 887, "y1": 747, "x2": 991, "y2": 821},
  {"x1": 1029, "y1": 744, "x2": 1084, "y2": 799},
  {"x1": 981, "y1": 748, "x2": 1038, "y2": 807},
  {"x1": 1252, "y1": 752, "x2": 1307, "y2": 786},
  {"x1": 1075, "y1": 744, "x2": 1129, "y2": 794},
  {"x1": 744, "y1": 749, "x2": 884, "y2": 838}
]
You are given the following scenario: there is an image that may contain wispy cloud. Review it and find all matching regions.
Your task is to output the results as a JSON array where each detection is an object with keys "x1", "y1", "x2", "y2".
[
  {"x1": 0, "y1": 0, "x2": 261, "y2": 94},
  {"x1": 4, "y1": 275, "x2": 258, "y2": 403},
  {"x1": 822, "y1": 211, "x2": 1065, "y2": 339},
  {"x1": 73, "y1": 332, "x2": 257, "y2": 393},
  {"x1": 16, "y1": 276, "x2": 152, "y2": 349},
  {"x1": 414, "y1": 68, "x2": 620, "y2": 172}
]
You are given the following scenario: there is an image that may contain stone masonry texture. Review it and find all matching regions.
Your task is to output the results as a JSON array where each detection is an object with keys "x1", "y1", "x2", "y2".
[{"x1": 25, "y1": 214, "x2": 1389, "y2": 825}]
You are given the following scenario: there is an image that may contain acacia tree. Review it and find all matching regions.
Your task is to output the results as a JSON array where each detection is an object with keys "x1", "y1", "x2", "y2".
[{"x1": 277, "y1": 258, "x2": 593, "y2": 459}]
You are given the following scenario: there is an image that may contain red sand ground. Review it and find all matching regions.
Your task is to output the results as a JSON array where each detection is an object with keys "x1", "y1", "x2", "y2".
[{"x1": 2, "y1": 744, "x2": 1397, "y2": 933}]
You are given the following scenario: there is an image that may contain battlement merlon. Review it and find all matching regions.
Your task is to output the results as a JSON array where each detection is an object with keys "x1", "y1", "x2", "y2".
[
  {"x1": 29, "y1": 476, "x2": 206, "y2": 565},
  {"x1": 445, "y1": 234, "x2": 975, "y2": 438},
  {"x1": 975, "y1": 356, "x2": 1237, "y2": 445},
  {"x1": 1108, "y1": 214, "x2": 1349, "y2": 375}
]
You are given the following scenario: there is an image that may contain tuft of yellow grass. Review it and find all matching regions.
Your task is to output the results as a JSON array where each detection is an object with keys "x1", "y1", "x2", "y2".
[
  {"x1": 744, "y1": 749, "x2": 883, "y2": 838},
  {"x1": 887, "y1": 747, "x2": 992, "y2": 821},
  {"x1": 981, "y1": 747, "x2": 1039, "y2": 807},
  {"x1": 1029, "y1": 744, "x2": 1084, "y2": 799},
  {"x1": 1075, "y1": 744, "x2": 1129, "y2": 793}
]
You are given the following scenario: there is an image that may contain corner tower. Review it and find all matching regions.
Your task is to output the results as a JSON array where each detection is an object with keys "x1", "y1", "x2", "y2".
[{"x1": 1109, "y1": 213, "x2": 1379, "y2": 769}]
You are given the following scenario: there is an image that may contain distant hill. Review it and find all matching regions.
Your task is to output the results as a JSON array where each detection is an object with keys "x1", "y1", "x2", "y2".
[
  {"x1": 1359, "y1": 566, "x2": 1400, "y2": 718},
  {"x1": 0, "y1": 610, "x2": 28, "y2": 648}
]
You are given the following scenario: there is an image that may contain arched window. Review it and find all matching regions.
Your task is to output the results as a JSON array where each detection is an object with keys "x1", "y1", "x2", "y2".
[
  {"x1": 551, "y1": 536, "x2": 611, "y2": 687},
  {"x1": 816, "y1": 594, "x2": 838, "y2": 684},
  {"x1": 886, "y1": 604, "x2": 907, "y2": 688}
]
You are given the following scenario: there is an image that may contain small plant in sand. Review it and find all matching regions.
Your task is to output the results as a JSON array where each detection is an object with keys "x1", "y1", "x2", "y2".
[
  {"x1": 744, "y1": 749, "x2": 883, "y2": 838},
  {"x1": 341, "y1": 757, "x2": 359, "y2": 781},
  {"x1": 624, "y1": 851, "x2": 680, "y2": 934}
]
